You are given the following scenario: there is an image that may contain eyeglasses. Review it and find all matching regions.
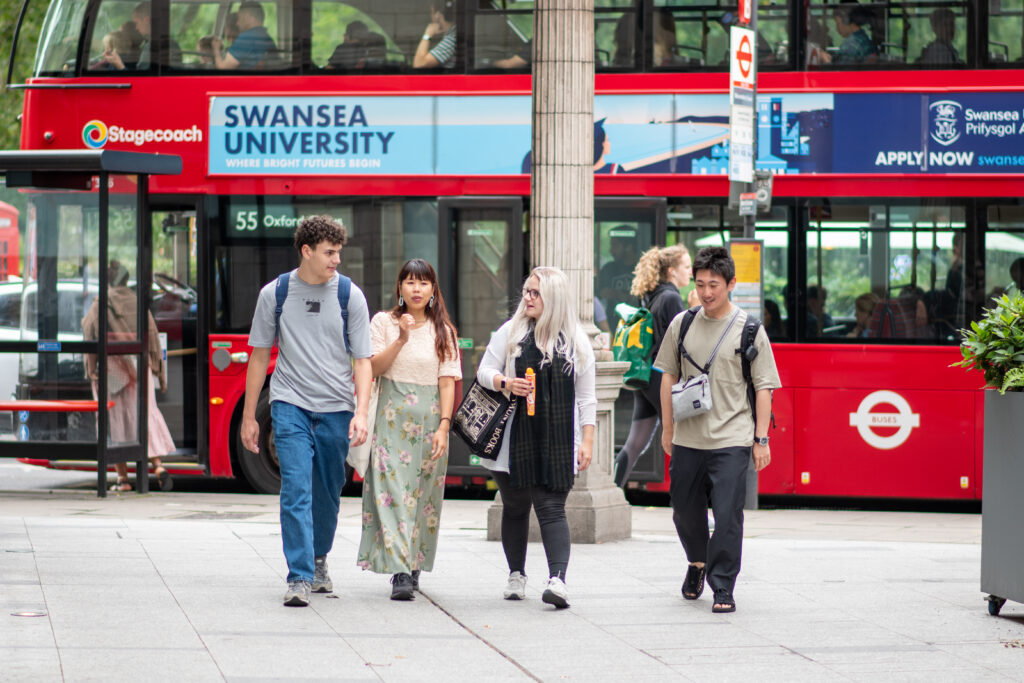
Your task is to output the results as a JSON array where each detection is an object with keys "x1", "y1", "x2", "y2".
[{"x1": 522, "y1": 288, "x2": 541, "y2": 300}]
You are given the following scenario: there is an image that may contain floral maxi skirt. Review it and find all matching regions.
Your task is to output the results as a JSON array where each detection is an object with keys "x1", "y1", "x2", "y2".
[{"x1": 357, "y1": 377, "x2": 447, "y2": 574}]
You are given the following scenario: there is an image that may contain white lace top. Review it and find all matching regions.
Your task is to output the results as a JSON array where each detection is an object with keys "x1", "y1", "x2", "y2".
[{"x1": 369, "y1": 311, "x2": 462, "y2": 385}]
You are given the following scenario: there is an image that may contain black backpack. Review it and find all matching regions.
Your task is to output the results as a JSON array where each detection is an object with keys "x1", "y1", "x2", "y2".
[{"x1": 677, "y1": 306, "x2": 772, "y2": 427}]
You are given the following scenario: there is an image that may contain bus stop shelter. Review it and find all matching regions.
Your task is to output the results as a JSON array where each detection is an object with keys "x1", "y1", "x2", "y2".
[{"x1": 0, "y1": 151, "x2": 182, "y2": 497}]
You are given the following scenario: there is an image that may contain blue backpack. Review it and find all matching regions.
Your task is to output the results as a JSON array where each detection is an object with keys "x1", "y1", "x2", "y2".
[{"x1": 274, "y1": 272, "x2": 352, "y2": 354}]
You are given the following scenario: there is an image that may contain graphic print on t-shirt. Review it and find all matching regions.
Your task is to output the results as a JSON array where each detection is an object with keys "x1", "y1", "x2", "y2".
[{"x1": 305, "y1": 298, "x2": 322, "y2": 314}]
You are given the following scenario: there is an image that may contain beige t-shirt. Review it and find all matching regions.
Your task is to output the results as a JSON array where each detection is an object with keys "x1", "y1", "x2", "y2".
[
  {"x1": 369, "y1": 312, "x2": 462, "y2": 385},
  {"x1": 653, "y1": 305, "x2": 781, "y2": 449}
]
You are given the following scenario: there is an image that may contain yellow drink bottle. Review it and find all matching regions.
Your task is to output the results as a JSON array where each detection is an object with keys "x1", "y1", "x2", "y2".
[{"x1": 525, "y1": 367, "x2": 536, "y2": 416}]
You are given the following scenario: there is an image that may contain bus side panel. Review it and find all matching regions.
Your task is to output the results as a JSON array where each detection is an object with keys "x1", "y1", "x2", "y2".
[
  {"x1": 775, "y1": 344, "x2": 980, "y2": 500},
  {"x1": 793, "y1": 387, "x2": 976, "y2": 499},
  {"x1": 757, "y1": 387, "x2": 795, "y2": 495},
  {"x1": 207, "y1": 334, "x2": 256, "y2": 477}
]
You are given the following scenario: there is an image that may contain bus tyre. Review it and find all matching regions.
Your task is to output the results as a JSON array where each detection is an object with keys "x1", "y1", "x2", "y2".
[{"x1": 236, "y1": 390, "x2": 281, "y2": 494}]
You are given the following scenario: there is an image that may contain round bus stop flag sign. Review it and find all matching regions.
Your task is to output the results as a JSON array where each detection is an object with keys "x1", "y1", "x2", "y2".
[{"x1": 848, "y1": 390, "x2": 920, "y2": 450}]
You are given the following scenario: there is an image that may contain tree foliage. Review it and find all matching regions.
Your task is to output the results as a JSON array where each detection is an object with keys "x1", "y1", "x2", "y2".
[{"x1": 1, "y1": 0, "x2": 48, "y2": 151}]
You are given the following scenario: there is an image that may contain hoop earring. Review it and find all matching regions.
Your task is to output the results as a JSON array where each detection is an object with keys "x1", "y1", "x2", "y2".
[
  {"x1": 428, "y1": 295, "x2": 435, "y2": 308},
  {"x1": 398, "y1": 295, "x2": 405, "y2": 307}
]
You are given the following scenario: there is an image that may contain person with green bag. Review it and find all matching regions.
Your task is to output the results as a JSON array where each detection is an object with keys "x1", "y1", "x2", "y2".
[{"x1": 613, "y1": 245, "x2": 691, "y2": 487}]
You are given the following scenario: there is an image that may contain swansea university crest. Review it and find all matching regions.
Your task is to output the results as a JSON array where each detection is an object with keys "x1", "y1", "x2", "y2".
[{"x1": 929, "y1": 99, "x2": 962, "y2": 147}]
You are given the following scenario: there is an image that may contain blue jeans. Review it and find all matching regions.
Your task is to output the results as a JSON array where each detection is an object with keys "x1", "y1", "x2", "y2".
[{"x1": 271, "y1": 401, "x2": 350, "y2": 583}]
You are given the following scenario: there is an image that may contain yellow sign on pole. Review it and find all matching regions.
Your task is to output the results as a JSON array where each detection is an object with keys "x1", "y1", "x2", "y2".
[{"x1": 729, "y1": 239, "x2": 764, "y2": 320}]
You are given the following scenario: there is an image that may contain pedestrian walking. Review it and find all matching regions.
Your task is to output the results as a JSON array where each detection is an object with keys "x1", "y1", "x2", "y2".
[
  {"x1": 613, "y1": 244, "x2": 691, "y2": 487},
  {"x1": 476, "y1": 266, "x2": 597, "y2": 609},
  {"x1": 242, "y1": 215, "x2": 372, "y2": 607},
  {"x1": 357, "y1": 259, "x2": 461, "y2": 600},
  {"x1": 654, "y1": 246, "x2": 780, "y2": 613},
  {"x1": 83, "y1": 260, "x2": 175, "y2": 492}
]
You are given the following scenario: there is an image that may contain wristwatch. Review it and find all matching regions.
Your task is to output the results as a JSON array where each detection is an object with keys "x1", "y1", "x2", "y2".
[
  {"x1": 500, "y1": 377, "x2": 507, "y2": 390},
  {"x1": 754, "y1": 436, "x2": 770, "y2": 446}
]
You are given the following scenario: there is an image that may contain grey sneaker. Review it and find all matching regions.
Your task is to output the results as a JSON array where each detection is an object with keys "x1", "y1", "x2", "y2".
[
  {"x1": 312, "y1": 556, "x2": 332, "y2": 593},
  {"x1": 541, "y1": 576, "x2": 569, "y2": 609},
  {"x1": 503, "y1": 571, "x2": 527, "y2": 600},
  {"x1": 283, "y1": 580, "x2": 311, "y2": 607}
]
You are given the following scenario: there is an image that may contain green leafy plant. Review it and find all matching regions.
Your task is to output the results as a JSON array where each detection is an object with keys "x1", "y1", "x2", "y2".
[{"x1": 954, "y1": 293, "x2": 1024, "y2": 394}]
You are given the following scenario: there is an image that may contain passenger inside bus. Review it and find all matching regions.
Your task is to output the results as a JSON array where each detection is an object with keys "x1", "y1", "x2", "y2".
[
  {"x1": 846, "y1": 292, "x2": 879, "y2": 338},
  {"x1": 763, "y1": 299, "x2": 785, "y2": 339},
  {"x1": 806, "y1": 285, "x2": 837, "y2": 336},
  {"x1": 653, "y1": 9, "x2": 684, "y2": 67},
  {"x1": 91, "y1": 29, "x2": 136, "y2": 70},
  {"x1": 211, "y1": 2, "x2": 277, "y2": 69},
  {"x1": 414, "y1": 1, "x2": 456, "y2": 69},
  {"x1": 611, "y1": 14, "x2": 634, "y2": 67},
  {"x1": 831, "y1": 2, "x2": 879, "y2": 65},
  {"x1": 327, "y1": 21, "x2": 366, "y2": 68},
  {"x1": 100, "y1": 2, "x2": 152, "y2": 70},
  {"x1": 868, "y1": 286, "x2": 930, "y2": 339},
  {"x1": 917, "y1": 8, "x2": 962, "y2": 65}
]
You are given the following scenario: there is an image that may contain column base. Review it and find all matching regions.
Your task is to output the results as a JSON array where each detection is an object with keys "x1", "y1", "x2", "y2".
[{"x1": 486, "y1": 482, "x2": 632, "y2": 544}]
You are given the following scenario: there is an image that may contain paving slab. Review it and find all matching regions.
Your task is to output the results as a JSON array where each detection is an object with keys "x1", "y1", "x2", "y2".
[{"x1": 1, "y1": 489, "x2": 1022, "y2": 682}]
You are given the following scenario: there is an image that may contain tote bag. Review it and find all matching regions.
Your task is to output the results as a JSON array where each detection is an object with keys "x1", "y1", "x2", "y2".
[{"x1": 451, "y1": 380, "x2": 514, "y2": 460}]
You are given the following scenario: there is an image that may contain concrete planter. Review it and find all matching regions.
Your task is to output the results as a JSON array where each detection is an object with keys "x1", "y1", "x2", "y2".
[{"x1": 981, "y1": 390, "x2": 1024, "y2": 616}]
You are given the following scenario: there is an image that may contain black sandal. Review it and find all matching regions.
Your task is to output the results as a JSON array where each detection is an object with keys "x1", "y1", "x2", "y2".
[
  {"x1": 156, "y1": 468, "x2": 173, "y2": 491},
  {"x1": 711, "y1": 589, "x2": 736, "y2": 613},
  {"x1": 682, "y1": 564, "x2": 706, "y2": 600}
]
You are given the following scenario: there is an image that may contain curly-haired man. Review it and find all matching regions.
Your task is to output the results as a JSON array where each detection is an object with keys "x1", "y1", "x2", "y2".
[{"x1": 243, "y1": 215, "x2": 372, "y2": 606}]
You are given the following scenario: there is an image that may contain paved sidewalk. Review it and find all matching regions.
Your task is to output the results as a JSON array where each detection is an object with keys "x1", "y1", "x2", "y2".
[{"x1": 1, "y1": 489, "x2": 1021, "y2": 682}]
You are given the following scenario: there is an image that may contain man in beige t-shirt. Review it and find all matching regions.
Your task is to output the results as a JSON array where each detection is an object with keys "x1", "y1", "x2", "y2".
[{"x1": 654, "y1": 246, "x2": 781, "y2": 614}]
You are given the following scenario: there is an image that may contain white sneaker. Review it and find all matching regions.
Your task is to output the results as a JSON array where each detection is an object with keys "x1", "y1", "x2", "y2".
[
  {"x1": 503, "y1": 571, "x2": 527, "y2": 600},
  {"x1": 541, "y1": 576, "x2": 569, "y2": 609},
  {"x1": 283, "y1": 580, "x2": 311, "y2": 607}
]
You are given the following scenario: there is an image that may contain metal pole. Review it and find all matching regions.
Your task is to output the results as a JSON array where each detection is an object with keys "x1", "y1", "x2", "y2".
[{"x1": 743, "y1": 2, "x2": 759, "y2": 510}]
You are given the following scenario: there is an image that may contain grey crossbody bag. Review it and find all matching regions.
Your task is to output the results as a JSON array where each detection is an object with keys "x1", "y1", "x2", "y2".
[{"x1": 671, "y1": 310, "x2": 739, "y2": 422}]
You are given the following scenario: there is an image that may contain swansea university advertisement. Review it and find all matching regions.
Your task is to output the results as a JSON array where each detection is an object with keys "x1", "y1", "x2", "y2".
[{"x1": 207, "y1": 93, "x2": 1024, "y2": 176}]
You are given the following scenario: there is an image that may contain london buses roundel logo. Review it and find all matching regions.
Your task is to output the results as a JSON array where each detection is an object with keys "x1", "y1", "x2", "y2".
[
  {"x1": 848, "y1": 390, "x2": 920, "y2": 450},
  {"x1": 82, "y1": 120, "x2": 108, "y2": 149}
]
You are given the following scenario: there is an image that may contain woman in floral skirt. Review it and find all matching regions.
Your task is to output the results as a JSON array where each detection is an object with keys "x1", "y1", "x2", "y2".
[{"x1": 357, "y1": 259, "x2": 461, "y2": 600}]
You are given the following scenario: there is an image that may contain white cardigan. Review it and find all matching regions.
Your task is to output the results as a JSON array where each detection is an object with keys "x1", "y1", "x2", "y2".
[{"x1": 475, "y1": 320, "x2": 597, "y2": 474}]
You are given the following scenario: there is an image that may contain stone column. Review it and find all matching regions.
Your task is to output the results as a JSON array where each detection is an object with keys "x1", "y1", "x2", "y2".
[
  {"x1": 487, "y1": 0, "x2": 632, "y2": 544},
  {"x1": 530, "y1": 0, "x2": 596, "y2": 336}
]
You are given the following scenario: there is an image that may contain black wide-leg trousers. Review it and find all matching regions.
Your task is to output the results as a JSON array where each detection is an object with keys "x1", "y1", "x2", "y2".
[{"x1": 668, "y1": 444, "x2": 751, "y2": 595}]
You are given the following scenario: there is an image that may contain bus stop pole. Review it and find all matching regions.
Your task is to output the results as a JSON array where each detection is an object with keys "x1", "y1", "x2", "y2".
[{"x1": 743, "y1": 2, "x2": 759, "y2": 510}]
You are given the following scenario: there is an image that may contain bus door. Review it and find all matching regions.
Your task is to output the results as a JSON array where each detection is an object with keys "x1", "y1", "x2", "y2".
[
  {"x1": 437, "y1": 198, "x2": 524, "y2": 483},
  {"x1": 148, "y1": 206, "x2": 202, "y2": 467},
  {"x1": 595, "y1": 198, "x2": 664, "y2": 488}
]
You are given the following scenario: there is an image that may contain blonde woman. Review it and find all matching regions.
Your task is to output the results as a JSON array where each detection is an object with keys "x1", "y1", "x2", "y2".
[
  {"x1": 476, "y1": 267, "x2": 597, "y2": 609},
  {"x1": 613, "y1": 245, "x2": 691, "y2": 488}
]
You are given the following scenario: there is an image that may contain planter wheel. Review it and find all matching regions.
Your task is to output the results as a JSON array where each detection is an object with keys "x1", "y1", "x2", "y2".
[{"x1": 986, "y1": 595, "x2": 1007, "y2": 616}]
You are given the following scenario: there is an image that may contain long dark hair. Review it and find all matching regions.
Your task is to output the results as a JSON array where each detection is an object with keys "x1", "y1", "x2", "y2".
[{"x1": 391, "y1": 259, "x2": 458, "y2": 363}]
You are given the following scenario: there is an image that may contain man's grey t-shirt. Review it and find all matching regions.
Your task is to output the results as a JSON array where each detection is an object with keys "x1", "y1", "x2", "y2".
[{"x1": 248, "y1": 270, "x2": 372, "y2": 413}]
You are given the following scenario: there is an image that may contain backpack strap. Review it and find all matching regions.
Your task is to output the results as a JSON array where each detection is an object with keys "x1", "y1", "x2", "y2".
[
  {"x1": 735, "y1": 315, "x2": 775, "y2": 429},
  {"x1": 336, "y1": 274, "x2": 352, "y2": 355},
  {"x1": 676, "y1": 305, "x2": 702, "y2": 373},
  {"x1": 274, "y1": 272, "x2": 290, "y2": 345},
  {"x1": 274, "y1": 271, "x2": 353, "y2": 355}
]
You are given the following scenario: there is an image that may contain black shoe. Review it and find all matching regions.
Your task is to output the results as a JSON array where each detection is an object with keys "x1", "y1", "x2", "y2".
[
  {"x1": 613, "y1": 451, "x2": 630, "y2": 488},
  {"x1": 391, "y1": 573, "x2": 415, "y2": 601},
  {"x1": 411, "y1": 570, "x2": 421, "y2": 591}
]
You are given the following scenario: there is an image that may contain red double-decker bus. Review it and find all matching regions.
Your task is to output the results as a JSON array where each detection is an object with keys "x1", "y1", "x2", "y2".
[{"x1": 6, "y1": 0, "x2": 1023, "y2": 498}]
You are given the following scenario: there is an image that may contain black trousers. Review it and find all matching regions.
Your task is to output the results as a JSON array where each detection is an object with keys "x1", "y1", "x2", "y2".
[
  {"x1": 492, "y1": 471, "x2": 571, "y2": 580},
  {"x1": 668, "y1": 444, "x2": 750, "y2": 594}
]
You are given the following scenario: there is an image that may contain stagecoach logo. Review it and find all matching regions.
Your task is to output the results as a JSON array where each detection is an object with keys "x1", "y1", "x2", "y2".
[
  {"x1": 930, "y1": 100, "x2": 963, "y2": 147},
  {"x1": 848, "y1": 390, "x2": 920, "y2": 450},
  {"x1": 80, "y1": 119, "x2": 203, "y2": 149},
  {"x1": 82, "y1": 120, "x2": 108, "y2": 149}
]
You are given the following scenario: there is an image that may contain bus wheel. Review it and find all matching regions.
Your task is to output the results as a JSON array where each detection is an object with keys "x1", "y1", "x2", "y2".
[{"x1": 236, "y1": 390, "x2": 281, "y2": 494}]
